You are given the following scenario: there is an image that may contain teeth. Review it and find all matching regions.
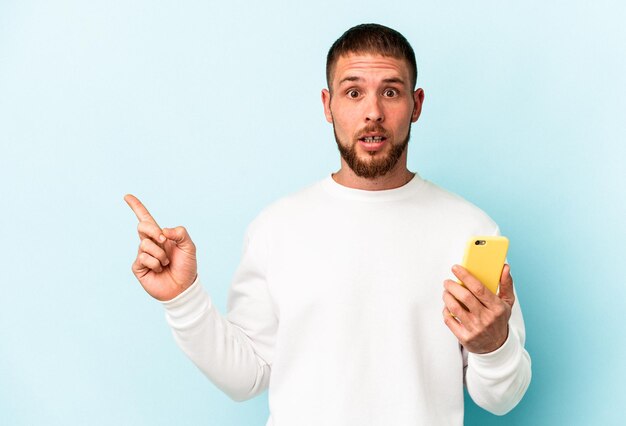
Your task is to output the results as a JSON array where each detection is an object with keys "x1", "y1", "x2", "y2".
[{"x1": 363, "y1": 137, "x2": 383, "y2": 142}]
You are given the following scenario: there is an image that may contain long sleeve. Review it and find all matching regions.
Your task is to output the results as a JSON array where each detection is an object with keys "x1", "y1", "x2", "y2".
[
  {"x1": 463, "y1": 293, "x2": 532, "y2": 415},
  {"x1": 157, "y1": 176, "x2": 532, "y2": 424},
  {"x1": 161, "y1": 220, "x2": 277, "y2": 401}
]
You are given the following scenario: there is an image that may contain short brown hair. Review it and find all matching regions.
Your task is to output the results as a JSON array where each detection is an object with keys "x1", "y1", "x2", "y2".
[{"x1": 326, "y1": 23, "x2": 417, "y2": 90}]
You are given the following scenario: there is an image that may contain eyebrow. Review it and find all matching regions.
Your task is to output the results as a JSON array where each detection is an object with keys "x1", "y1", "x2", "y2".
[
  {"x1": 338, "y1": 76, "x2": 406, "y2": 85},
  {"x1": 382, "y1": 77, "x2": 405, "y2": 85}
]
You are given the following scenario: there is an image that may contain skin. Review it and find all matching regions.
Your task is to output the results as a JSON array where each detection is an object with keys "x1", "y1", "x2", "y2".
[
  {"x1": 124, "y1": 194, "x2": 197, "y2": 301},
  {"x1": 443, "y1": 264, "x2": 515, "y2": 353},
  {"x1": 126, "y1": 52, "x2": 515, "y2": 353},
  {"x1": 321, "y1": 54, "x2": 424, "y2": 191}
]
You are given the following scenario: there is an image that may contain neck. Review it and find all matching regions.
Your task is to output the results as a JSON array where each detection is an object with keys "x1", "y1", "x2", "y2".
[{"x1": 332, "y1": 152, "x2": 415, "y2": 191}]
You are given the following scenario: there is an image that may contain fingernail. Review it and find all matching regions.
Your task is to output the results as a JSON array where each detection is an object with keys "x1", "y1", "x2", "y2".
[
  {"x1": 452, "y1": 264, "x2": 460, "y2": 272},
  {"x1": 163, "y1": 258, "x2": 170, "y2": 266},
  {"x1": 159, "y1": 234, "x2": 166, "y2": 243}
]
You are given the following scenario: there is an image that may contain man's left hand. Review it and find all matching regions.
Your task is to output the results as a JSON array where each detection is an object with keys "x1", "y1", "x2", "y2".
[{"x1": 442, "y1": 264, "x2": 515, "y2": 354}]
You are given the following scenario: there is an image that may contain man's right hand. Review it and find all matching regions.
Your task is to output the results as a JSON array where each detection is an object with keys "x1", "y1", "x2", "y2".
[{"x1": 124, "y1": 194, "x2": 198, "y2": 301}]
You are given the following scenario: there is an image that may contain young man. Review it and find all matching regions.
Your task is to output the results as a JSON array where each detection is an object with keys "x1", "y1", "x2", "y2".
[{"x1": 125, "y1": 24, "x2": 531, "y2": 425}]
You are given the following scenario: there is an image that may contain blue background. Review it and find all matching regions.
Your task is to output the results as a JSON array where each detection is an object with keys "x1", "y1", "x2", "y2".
[{"x1": 1, "y1": 1, "x2": 624, "y2": 425}]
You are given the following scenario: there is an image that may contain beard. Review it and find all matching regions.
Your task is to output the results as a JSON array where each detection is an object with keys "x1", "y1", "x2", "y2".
[{"x1": 334, "y1": 124, "x2": 411, "y2": 179}]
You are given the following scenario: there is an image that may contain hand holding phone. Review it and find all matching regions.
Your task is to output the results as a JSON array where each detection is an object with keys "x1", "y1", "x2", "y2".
[
  {"x1": 460, "y1": 236, "x2": 509, "y2": 294},
  {"x1": 442, "y1": 236, "x2": 514, "y2": 353}
]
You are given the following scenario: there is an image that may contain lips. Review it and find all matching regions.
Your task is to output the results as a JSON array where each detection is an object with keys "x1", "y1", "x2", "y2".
[
  {"x1": 358, "y1": 136, "x2": 387, "y2": 152},
  {"x1": 357, "y1": 131, "x2": 388, "y2": 152},
  {"x1": 360, "y1": 136, "x2": 385, "y2": 143}
]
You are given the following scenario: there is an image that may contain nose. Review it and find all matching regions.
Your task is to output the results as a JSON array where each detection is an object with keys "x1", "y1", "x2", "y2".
[{"x1": 365, "y1": 96, "x2": 384, "y2": 122}]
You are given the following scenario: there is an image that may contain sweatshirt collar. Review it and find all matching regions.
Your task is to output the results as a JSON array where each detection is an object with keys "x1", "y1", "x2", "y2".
[{"x1": 321, "y1": 172, "x2": 425, "y2": 202}]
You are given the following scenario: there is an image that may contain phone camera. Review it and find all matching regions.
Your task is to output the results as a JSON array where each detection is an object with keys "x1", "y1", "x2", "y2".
[{"x1": 475, "y1": 240, "x2": 486, "y2": 246}]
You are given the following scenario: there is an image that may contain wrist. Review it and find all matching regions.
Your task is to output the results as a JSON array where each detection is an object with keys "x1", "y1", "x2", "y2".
[
  {"x1": 480, "y1": 325, "x2": 509, "y2": 354},
  {"x1": 161, "y1": 276, "x2": 212, "y2": 328},
  {"x1": 468, "y1": 327, "x2": 521, "y2": 372}
]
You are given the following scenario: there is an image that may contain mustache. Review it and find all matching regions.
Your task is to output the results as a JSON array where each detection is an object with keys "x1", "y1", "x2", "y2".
[{"x1": 355, "y1": 124, "x2": 390, "y2": 139}]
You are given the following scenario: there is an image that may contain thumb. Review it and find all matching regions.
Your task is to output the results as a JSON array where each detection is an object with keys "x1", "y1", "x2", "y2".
[
  {"x1": 162, "y1": 226, "x2": 196, "y2": 253},
  {"x1": 498, "y1": 264, "x2": 515, "y2": 308}
]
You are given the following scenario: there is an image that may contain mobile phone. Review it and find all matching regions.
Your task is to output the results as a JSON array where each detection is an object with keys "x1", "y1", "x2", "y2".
[{"x1": 460, "y1": 236, "x2": 509, "y2": 294}]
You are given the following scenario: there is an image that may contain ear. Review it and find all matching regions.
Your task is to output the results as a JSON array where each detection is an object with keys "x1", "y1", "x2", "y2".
[
  {"x1": 321, "y1": 89, "x2": 333, "y2": 123},
  {"x1": 411, "y1": 88, "x2": 425, "y2": 123}
]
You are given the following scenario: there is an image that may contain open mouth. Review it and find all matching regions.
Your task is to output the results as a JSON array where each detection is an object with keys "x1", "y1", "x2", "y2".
[
  {"x1": 358, "y1": 135, "x2": 387, "y2": 151},
  {"x1": 360, "y1": 136, "x2": 386, "y2": 143}
]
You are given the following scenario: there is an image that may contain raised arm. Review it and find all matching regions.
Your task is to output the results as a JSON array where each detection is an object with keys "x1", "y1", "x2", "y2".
[{"x1": 124, "y1": 195, "x2": 274, "y2": 401}]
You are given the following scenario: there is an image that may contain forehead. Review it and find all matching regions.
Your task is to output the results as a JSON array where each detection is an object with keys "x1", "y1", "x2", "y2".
[{"x1": 331, "y1": 53, "x2": 411, "y2": 86}]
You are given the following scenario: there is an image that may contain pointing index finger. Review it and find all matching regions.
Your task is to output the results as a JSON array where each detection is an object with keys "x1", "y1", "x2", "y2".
[{"x1": 124, "y1": 194, "x2": 159, "y2": 226}]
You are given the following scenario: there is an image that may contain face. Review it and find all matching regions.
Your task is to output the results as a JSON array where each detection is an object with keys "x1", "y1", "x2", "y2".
[{"x1": 322, "y1": 54, "x2": 424, "y2": 179}]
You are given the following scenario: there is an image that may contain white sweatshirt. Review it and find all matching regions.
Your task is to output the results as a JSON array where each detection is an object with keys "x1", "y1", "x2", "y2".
[{"x1": 162, "y1": 175, "x2": 531, "y2": 426}]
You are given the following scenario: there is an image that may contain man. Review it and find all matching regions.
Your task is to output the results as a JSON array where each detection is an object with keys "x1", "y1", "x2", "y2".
[{"x1": 125, "y1": 23, "x2": 531, "y2": 425}]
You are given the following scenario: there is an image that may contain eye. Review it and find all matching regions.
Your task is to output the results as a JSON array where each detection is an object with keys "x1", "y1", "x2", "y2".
[
  {"x1": 383, "y1": 89, "x2": 398, "y2": 98},
  {"x1": 347, "y1": 89, "x2": 360, "y2": 99}
]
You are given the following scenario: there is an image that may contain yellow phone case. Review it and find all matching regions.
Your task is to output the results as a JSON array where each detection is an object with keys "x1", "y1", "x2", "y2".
[{"x1": 460, "y1": 236, "x2": 509, "y2": 294}]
